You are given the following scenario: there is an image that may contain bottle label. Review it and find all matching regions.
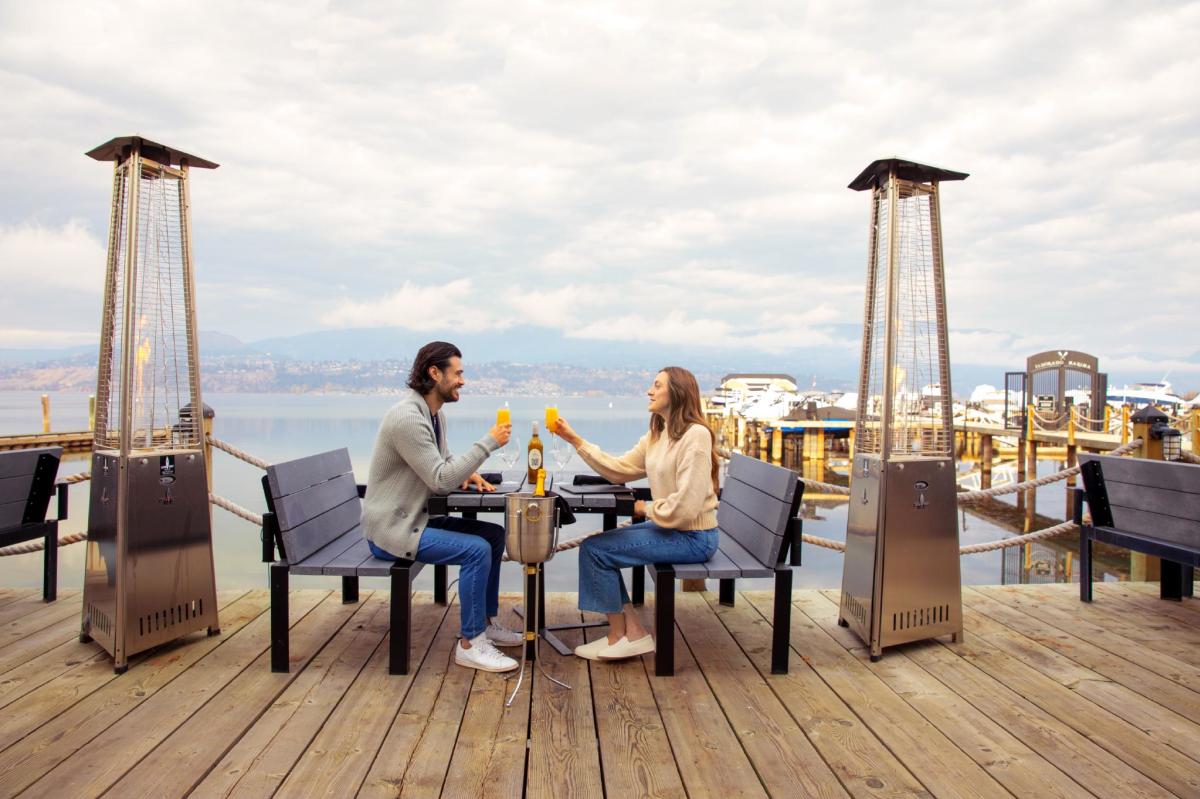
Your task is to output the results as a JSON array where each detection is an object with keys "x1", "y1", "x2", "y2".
[{"x1": 528, "y1": 449, "x2": 543, "y2": 470}]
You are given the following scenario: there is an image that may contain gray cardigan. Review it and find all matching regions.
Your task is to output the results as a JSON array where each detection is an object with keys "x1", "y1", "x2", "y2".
[{"x1": 362, "y1": 389, "x2": 500, "y2": 558}]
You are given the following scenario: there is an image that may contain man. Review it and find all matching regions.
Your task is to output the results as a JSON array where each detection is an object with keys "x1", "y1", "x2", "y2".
[{"x1": 363, "y1": 341, "x2": 521, "y2": 672}]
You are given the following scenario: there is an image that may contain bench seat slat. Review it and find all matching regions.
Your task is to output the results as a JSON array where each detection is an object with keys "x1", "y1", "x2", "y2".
[
  {"x1": 720, "y1": 476, "x2": 792, "y2": 535},
  {"x1": 1089, "y1": 526, "x2": 1200, "y2": 566},
  {"x1": 1103, "y1": 505, "x2": 1200, "y2": 549},
  {"x1": 281, "y1": 497, "x2": 362, "y2": 565},
  {"x1": 1082, "y1": 454, "x2": 1200, "y2": 495},
  {"x1": 1103, "y1": 480, "x2": 1200, "y2": 526},
  {"x1": 322, "y1": 538, "x2": 376, "y2": 575},
  {"x1": 290, "y1": 526, "x2": 363, "y2": 573},
  {"x1": 717, "y1": 501, "x2": 785, "y2": 566},
  {"x1": 717, "y1": 535, "x2": 777, "y2": 578},
  {"x1": 0, "y1": 448, "x2": 60, "y2": 480},
  {"x1": 269, "y1": 449, "x2": 354, "y2": 498},
  {"x1": 698, "y1": 545, "x2": 743, "y2": 579},
  {"x1": 273, "y1": 472, "x2": 359, "y2": 531},
  {"x1": 727, "y1": 453, "x2": 796, "y2": 503}
]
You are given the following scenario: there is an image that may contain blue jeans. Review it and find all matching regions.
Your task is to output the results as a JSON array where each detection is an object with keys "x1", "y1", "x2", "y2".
[
  {"x1": 369, "y1": 516, "x2": 504, "y2": 640},
  {"x1": 578, "y1": 521, "x2": 719, "y2": 614}
]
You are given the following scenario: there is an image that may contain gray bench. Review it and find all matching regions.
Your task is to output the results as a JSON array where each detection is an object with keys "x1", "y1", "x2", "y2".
[
  {"x1": 261, "y1": 448, "x2": 447, "y2": 675},
  {"x1": 648, "y1": 453, "x2": 803, "y2": 676},
  {"x1": 0, "y1": 447, "x2": 67, "y2": 602},
  {"x1": 1077, "y1": 453, "x2": 1199, "y2": 601}
]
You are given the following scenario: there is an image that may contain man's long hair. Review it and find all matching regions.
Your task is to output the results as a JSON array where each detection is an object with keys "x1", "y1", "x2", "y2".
[
  {"x1": 407, "y1": 341, "x2": 462, "y2": 394},
  {"x1": 649, "y1": 366, "x2": 720, "y2": 494}
]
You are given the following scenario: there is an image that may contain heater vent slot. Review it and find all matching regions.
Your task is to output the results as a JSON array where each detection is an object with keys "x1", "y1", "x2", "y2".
[
  {"x1": 892, "y1": 604, "x2": 951, "y2": 632},
  {"x1": 139, "y1": 598, "x2": 204, "y2": 637},
  {"x1": 844, "y1": 593, "x2": 868, "y2": 627},
  {"x1": 87, "y1": 604, "x2": 112, "y2": 637}
]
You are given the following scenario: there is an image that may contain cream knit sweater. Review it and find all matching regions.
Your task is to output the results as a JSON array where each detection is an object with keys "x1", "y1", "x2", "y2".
[{"x1": 577, "y1": 422, "x2": 718, "y2": 530}]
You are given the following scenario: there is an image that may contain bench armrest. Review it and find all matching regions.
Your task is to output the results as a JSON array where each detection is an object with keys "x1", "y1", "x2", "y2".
[
  {"x1": 262, "y1": 511, "x2": 282, "y2": 563},
  {"x1": 631, "y1": 487, "x2": 653, "y2": 501},
  {"x1": 54, "y1": 481, "x2": 69, "y2": 521},
  {"x1": 1073, "y1": 487, "x2": 1085, "y2": 526}
]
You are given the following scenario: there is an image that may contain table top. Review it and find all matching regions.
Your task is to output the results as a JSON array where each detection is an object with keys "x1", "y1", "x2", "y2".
[{"x1": 428, "y1": 470, "x2": 646, "y2": 516}]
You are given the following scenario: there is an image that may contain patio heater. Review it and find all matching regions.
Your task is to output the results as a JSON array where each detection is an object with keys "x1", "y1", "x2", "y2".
[
  {"x1": 81, "y1": 136, "x2": 220, "y2": 673},
  {"x1": 838, "y1": 158, "x2": 967, "y2": 661}
]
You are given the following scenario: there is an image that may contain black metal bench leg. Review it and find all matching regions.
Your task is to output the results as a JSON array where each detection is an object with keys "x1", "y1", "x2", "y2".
[
  {"x1": 390, "y1": 564, "x2": 412, "y2": 675},
  {"x1": 270, "y1": 562, "x2": 289, "y2": 672},
  {"x1": 1184, "y1": 566, "x2": 1195, "y2": 598},
  {"x1": 654, "y1": 565, "x2": 675, "y2": 676},
  {"x1": 719, "y1": 578, "x2": 735, "y2": 607},
  {"x1": 434, "y1": 564, "x2": 448, "y2": 605},
  {"x1": 772, "y1": 568, "x2": 792, "y2": 674},
  {"x1": 342, "y1": 576, "x2": 359, "y2": 604},
  {"x1": 632, "y1": 565, "x2": 645, "y2": 606},
  {"x1": 1080, "y1": 530, "x2": 1093, "y2": 602},
  {"x1": 43, "y1": 524, "x2": 58, "y2": 602},
  {"x1": 1161, "y1": 560, "x2": 1183, "y2": 601}
]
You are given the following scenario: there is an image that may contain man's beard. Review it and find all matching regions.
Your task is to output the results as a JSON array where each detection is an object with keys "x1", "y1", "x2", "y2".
[{"x1": 437, "y1": 382, "x2": 460, "y2": 403}]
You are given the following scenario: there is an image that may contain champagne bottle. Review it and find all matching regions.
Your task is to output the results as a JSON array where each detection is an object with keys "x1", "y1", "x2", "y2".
[
  {"x1": 534, "y1": 468, "x2": 547, "y2": 497},
  {"x1": 527, "y1": 421, "x2": 543, "y2": 484}
]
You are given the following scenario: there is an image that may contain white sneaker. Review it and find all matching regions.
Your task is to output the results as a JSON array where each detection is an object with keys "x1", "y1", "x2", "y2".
[
  {"x1": 485, "y1": 623, "x2": 524, "y2": 648},
  {"x1": 598, "y1": 634, "x2": 655, "y2": 660},
  {"x1": 574, "y1": 636, "x2": 614, "y2": 661},
  {"x1": 455, "y1": 633, "x2": 519, "y2": 672}
]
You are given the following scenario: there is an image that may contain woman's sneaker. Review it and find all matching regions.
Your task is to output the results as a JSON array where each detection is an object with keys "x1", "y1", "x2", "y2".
[
  {"x1": 455, "y1": 633, "x2": 519, "y2": 672},
  {"x1": 485, "y1": 623, "x2": 524, "y2": 648},
  {"x1": 598, "y1": 634, "x2": 655, "y2": 660},
  {"x1": 574, "y1": 636, "x2": 614, "y2": 661}
]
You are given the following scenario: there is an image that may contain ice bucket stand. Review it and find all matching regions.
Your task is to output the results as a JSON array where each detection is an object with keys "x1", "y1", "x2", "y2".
[{"x1": 504, "y1": 493, "x2": 571, "y2": 707}]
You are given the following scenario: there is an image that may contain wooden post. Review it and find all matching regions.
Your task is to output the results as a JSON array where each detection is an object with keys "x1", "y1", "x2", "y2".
[
  {"x1": 1121, "y1": 405, "x2": 1130, "y2": 444},
  {"x1": 1065, "y1": 444, "x2": 1077, "y2": 519},
  {"x1": 848, "y1": 426, "x2": 855, "y2": 457},
  {"x1": 770, "y1": 427, "x2": 782, "y2": 463},
  {"x1": 736, "y1": 417, "x2": 746, "y2": 452},
  {"x1": 41, "y1": 394, "x2": 51, "y2": 433},
  {"x1": 980, "y1": 434, "x2": 993, "y2": 489},
  {"x1": 88, "y1": 395, "x2": 96, "y2": 431},
  {"x1": 759, "y1": 426, "x2": 769, "y2": 461},
  {"x1": 1016, "y1": 437, "x2": 1027, "y2": 512},
  {"x1": 1024, "y1": 439, "x2": 1038, "y2": 532},
  {"x1": 1067, "y1": 406, "x2": 1076, "y2": 447},
  {"x1": 1192, "y1": 408, "x2": 1199, "y2": 458},
  {"x1": 1104, "y1": 404, "x2": 1113, "y2": 434},
  {"x1": 815, "y1": 425, "x2": 825, "y2": 461}
]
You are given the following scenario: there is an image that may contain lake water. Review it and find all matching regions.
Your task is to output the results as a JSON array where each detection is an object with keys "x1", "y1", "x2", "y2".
[{"x1": 0, "y1": 391, "x2": 1084, "y2": 593}]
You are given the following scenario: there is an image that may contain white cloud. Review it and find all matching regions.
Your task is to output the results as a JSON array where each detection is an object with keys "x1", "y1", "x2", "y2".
[{"x1": 1, "y1": 1, "x2": 1198, "y2": 384}]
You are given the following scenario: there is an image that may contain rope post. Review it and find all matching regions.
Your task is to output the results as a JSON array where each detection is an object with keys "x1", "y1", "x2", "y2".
[
  {"x1": 1064, "y1": 443, "x2": 1078, "y2": 520},
  {"x1": 1067, "y1": 406, "x2": 1076, "y2": 447},
  {"x1": 848, "y1": 426, "x2": 855, "y2": 457},
  {"x1": 770, "y1": 427, "x2": 783, "y2": 464},
  {"x1": 1121, "y1": 405, "x2": 1130, "y2": 444},
  {"x1": 815, "y1": 425, "x2": 825, "y2": 462},
  {"x1": 88, "y1": 395, "x2": 96, "y2": 431},
  {"x1": 980, "y1": 434, "x2": 993, "y2": 489},
  {"x1": 1024, "y1": 436, "x2": 1038, "y2": 533},
  {"x1": 41, "y1": 394, "x2": 51, "y2": 433},
  {"x1": 1193, "y1": 408, "x2": 1199, "y2": 457},
  {"x1": 1104, "y1": 404, "x2": 1112, "y2": 433}
]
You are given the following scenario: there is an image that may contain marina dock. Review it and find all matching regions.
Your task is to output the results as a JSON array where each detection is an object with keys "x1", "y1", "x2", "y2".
[{"x1": 1, "y1": 582, "x2": 1198, "y2": 798}]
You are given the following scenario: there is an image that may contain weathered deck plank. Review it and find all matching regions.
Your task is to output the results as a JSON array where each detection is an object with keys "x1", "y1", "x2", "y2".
[
  {"x1": 802, "y1": 591, "x2": 1090, "y2": 799},
  {"x1": 0, "y1": 583, "x2": 1194, "y2": 798}
]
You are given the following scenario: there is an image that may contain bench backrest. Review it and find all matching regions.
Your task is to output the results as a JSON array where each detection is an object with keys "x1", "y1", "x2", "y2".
[
  {"x1": 1079, "y1": 453, "x2": 1200, "y2": 549},
  {"x1": 264, "y1": 448, "x2": 361, "y2": 565},
  {"x1": 717, "y1": 453, "x2": 803, "y2": 565},
  {"x1": 0, "y1": 447, "x2": 62, "y2": 531}
]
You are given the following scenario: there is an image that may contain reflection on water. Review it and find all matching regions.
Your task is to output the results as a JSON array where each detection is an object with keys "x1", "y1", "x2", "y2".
[{"x1": 0, "y1": 391, "x2": 1124, "y2": 592}]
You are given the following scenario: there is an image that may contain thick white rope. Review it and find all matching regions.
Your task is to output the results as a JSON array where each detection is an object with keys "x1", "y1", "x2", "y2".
[{"x1": 207, "y1": 435, "x2": 270, "y2": 470}]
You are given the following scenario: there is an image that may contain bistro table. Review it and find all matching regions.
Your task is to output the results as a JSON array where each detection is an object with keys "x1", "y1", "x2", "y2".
[{"x1": 426, "y1": 470, "x2": 649, "y2": 658}]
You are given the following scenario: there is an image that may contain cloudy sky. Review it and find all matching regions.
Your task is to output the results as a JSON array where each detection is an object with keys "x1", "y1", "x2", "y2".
[{"x1": 1, "y1": 1, "x2": 1198, "y2": 384}]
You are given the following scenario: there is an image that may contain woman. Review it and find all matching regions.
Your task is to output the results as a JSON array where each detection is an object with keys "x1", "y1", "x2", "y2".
[{"x1": 552, "y1": 366, "x2": 720, "y2": 661}]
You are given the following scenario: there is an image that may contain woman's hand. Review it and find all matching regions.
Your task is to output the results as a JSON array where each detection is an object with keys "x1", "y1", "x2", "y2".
[
  {"x1": 489, "y1": 422, "x2": 512, "y2": 447},
  {"x1": 633, "y1": 499, "x2": 648, "y2": 519},
  {"x1": 553, "y1": 417, "x2": 583, "y2": 447}
]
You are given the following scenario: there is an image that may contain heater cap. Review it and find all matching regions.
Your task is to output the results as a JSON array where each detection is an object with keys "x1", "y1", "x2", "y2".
[
  {"x1": 86, "y1": 136, "x2": 218, "y2": 169},
  {"x1": 849, "y1": 158, "x2": 966, "y2": 191}
]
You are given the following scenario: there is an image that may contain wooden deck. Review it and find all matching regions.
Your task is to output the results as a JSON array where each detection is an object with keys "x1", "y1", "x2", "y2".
[{"x1": 1, "y1": 581, "x2": 1199, "y2": 798}]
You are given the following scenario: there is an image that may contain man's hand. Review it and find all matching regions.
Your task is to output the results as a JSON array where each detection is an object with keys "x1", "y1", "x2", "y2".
[
  {"x1": 489, "y1": 422, "x2": 512, "y2": 447},
  {"x1": 462, "y1": 473, "x2": 496, "y2": 492}
]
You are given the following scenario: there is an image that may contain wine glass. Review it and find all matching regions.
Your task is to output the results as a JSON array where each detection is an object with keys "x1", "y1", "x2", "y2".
[
  {"x1": 497, "y1": 432, "x2": 522, "y2": 482},
  {"x1": 550, "y1": 433, "x2": 572, "y2": 488}
]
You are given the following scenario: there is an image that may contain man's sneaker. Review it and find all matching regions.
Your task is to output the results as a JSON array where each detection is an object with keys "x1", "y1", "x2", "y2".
[
  {"x1": 455, "y1": 633, "x2": 519, "y2": 672},
  {"x1": 485, "y1": 623, "x2": 524, "y2": 648}
]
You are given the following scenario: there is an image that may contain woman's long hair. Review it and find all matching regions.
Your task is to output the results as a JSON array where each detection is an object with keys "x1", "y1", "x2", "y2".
[{"x1": 649, "y1": 366, "x2": 719, "y2": 494}]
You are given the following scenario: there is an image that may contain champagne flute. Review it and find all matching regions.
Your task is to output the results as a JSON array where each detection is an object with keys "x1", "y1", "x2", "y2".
[
  {"x1": 544, "y1": 405, "x2": 560, "y2": 488},
  {"x1": 495, "y1": 404, "x2": 518, "y2": 478}
]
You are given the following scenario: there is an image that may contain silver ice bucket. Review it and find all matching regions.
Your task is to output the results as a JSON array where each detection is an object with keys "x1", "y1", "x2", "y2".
[{"x1": 504, "y1": 493, "x2": 560, "y2": 564}]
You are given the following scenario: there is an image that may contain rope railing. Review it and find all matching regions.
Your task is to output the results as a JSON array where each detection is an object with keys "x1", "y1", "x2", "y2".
[{"x1": 0, "y1": 434, "x2": 1157, "y2": 560}]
